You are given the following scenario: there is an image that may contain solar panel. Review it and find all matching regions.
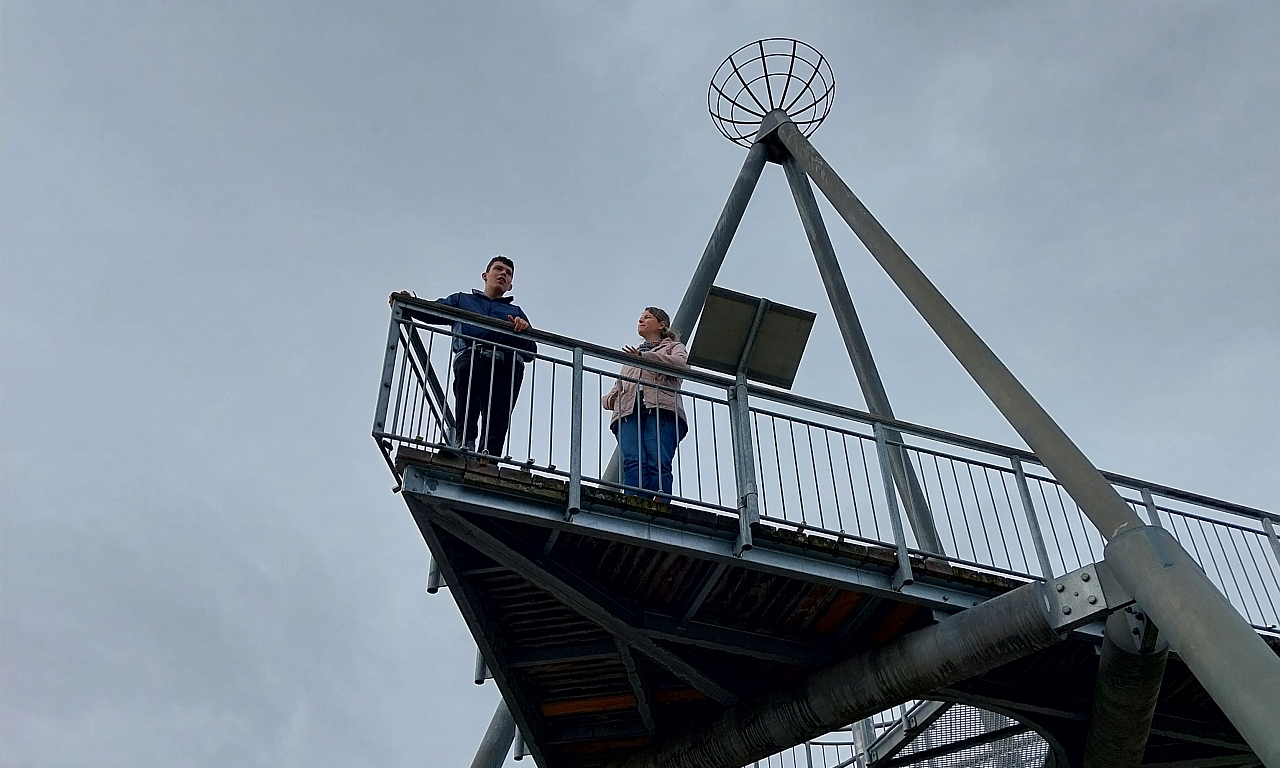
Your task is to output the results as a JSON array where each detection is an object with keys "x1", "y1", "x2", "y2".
[{"x1": 687, "y1": 285, "x2": 815, "y2": 389}]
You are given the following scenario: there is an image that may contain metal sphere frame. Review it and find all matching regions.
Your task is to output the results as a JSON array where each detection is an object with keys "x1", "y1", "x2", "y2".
[{"x1": 708, "y1": 38, "x2": 835, "y2": 148}]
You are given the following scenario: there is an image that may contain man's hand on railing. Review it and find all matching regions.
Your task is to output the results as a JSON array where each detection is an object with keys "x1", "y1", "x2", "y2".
[
  {"x1": 508, "y1": 315, "x2": 530, "y2": 333},
  {"x1": 389, "y1": 290, "x2": 416, "y2": 306}
]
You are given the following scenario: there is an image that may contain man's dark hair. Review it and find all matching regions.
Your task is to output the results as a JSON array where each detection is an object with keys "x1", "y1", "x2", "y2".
[{"x1": 486, "y1": 255, "x2": 515, "y2": 272}]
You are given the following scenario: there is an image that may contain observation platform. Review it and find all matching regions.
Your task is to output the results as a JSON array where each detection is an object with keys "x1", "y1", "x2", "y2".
[{"x1": 375, "y1": 298, "x2": 1280, "y2": 768}]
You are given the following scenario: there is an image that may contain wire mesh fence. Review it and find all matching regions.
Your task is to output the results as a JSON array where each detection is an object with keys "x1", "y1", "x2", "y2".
[{"x1": 750, "y1": 702, "x2": 1051, "y2": 768}]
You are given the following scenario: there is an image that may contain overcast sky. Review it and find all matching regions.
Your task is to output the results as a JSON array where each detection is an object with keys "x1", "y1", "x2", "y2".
[{"x1": 4, "y1": 2, "x2": 1279, "y2": 766}]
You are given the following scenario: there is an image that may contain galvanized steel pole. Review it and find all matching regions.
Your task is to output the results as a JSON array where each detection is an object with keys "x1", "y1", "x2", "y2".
[
  {"x1": 874, "y1": 423, "x2": 915, "y2": 589},
  {"x1": 1012, "y1": 458, "x2": 1055, "y2": 579},
  {"x1": 468, "y1": 699, "x2": 516, "y2": 768},
  {"x1": 614, "y1": 580, "x2": 1063, "y2": 768},
  {"x1": 672, "y1": 140, "x2": 771, "y2": 340},
  {"x1": 1083, "y1": 609, "x2": 1169, "y2": 768},
  {"x1": 605, "y1": 140, "x2": 769, "y2": 483},
  {"x1": 783, "y1": 153, "x2": 945, "y2": 556},
  {"x1": 567, "y1": 347, "x2": 584, "y2": 518},
  {"x1": 771, "y1": 115, "x2": 1280, "y2": 765},
  {"x1": 730, "y1": 374, "x2": 761, "y2": 555}
]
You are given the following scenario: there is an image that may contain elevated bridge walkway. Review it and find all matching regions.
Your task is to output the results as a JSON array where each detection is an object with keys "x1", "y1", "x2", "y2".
[{"x1": 375, "y1": 298, "x2": 1280, "y2": 768}]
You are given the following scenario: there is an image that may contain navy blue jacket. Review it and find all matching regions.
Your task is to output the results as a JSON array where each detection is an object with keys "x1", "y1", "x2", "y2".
[{"x1": 421, "y1": 290, "x2": 537, "y2": 358}]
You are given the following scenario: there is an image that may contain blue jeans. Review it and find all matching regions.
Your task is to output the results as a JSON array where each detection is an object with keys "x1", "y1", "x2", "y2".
[{"x1": 614, "y1": 408, "x2": 687, "y2": 496}]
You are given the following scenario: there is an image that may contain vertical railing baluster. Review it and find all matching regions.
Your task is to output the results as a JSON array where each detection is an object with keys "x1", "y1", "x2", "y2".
[
  {"x1": 566, "y1": 347, "x2": 584, "y2": 519},
  {"x1": 1262, "y1": 517, "x2": 1280, "y2": 573},
  {"x1": 1141, "y1": 487, "x2": 1166, "y2": 529},
  {"x1": 1012, "y1": 457, "x2": 1055, "y2": 579},
  {"x1": 730, "y1": 375, "x2": 759, "y2": 555},
  {"x1": 873, "y1": 422, "x2": 913, "y2": 589},
  {"x1": 374, "y1": 307, "x2": 403, "y2": 437}
]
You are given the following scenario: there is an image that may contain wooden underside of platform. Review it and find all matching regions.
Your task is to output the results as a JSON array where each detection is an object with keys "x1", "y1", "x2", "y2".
[{"x1": 395, "y1": 448, "x2": 1275, "y2": 768}]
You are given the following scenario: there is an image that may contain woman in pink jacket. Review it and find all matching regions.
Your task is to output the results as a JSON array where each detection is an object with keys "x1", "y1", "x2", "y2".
[{"x1": 601, "y1": 307, "x2": 690, "y2": 496}]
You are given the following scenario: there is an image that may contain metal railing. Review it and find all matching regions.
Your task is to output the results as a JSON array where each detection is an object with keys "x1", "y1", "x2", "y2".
[{"x1": 375, "y1": 298, "x2": 1280, "y2": 632}]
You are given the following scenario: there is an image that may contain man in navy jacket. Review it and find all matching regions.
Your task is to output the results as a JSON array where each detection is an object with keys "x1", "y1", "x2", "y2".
[{"x1": 411, "y1": 255, "x2": 535, "y2": 457}]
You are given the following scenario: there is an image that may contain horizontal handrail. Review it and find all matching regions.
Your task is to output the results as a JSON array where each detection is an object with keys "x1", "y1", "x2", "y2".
[
  {"x1": 391, "y1": 296, "x2": 1278, "y2": 525},
  {"x1": 378, "y1": 300, "x2": 1280, "y2": 633}
]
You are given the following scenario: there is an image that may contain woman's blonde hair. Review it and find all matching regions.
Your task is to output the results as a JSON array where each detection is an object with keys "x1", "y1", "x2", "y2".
[{"x1": 645, "y1": 306, "x2": 679, "y2": 341}]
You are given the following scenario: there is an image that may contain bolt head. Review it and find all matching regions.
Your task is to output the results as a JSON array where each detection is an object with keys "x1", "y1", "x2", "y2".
[
  {"x1": 1081, "y1": 572, "x2": 1091, "y2": 582},
  {"x1": 1087, "y1": 595, "x2": 1098, "y2": 605},
  {"x1": 1062, "y1": 606, "x2": 1072, "y2": 615},
  {"x1": 1055, "y1": 583, "x2": 1065, "y2": 593}
]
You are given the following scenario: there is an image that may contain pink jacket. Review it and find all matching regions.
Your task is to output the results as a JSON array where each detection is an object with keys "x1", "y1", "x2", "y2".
[{"x1": 601, "y1": 338, "x2": 689, "y2": 427}]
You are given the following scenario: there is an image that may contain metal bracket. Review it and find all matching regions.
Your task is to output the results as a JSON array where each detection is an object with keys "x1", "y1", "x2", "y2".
[
  {"x1": 1044, "y1": 562, "x2": 1134, "y2": 632},
  {"x1": 733, "y1": 520, "x2": 754, "y2": 557},
  {"x1": 891, "y1": 565, "x2": 913, "y2": 592}
]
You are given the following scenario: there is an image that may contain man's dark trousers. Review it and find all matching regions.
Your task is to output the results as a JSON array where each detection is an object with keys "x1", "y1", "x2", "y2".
[{"x1": 452, "y1": 343, "x2": 524, "y2": 456}]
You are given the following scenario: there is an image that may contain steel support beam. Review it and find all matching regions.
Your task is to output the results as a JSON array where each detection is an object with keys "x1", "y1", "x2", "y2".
[
  {"x1": 605, "y1": 140, "x2": 770, "y2": 483},
  {"x1": 508, "y1": 641, "x2": 619, "y2": 668},
  {"x1": 643, "y1": 614, "x2": 832, "y2": 667},
  {"x1": 866, "y1": 700, "x2": 952, "y2": 765},
  {"x1": 679, "y1": 562, "x2": 728, "y2": 628},
  {"x1": 672, "y1": 139, "x2": 771, "y2": 340},
  {"x1": 414, "y1": 517, "x2": 548, "y2": 766},
  {"x1": 876, "y1": 724, "x2": 1028, "y2": 768},
  {"x1": 832, "y1": 595, "x2": 884, "y2": 648},
  {"x1": 401, "y1": 467, "x2": 991, "y2": 612},
  {"x1": 770, "y1": 114, "x2": 1280, "y2": 765},
  {"x1": 1104, "y1": 526, "x2": 1276, "y2": 764},
  {"x1": 425, "y1": 504, "x2": 738, "y2": 705},
  {"x1": 614, "y1": 578, "x2": 1065, "y2": 768},
  {"x1": 781, "y1": 152, "x2": 944, "y2": 556},
  {"x1": 1084, "y1": 609, "x2": 1169, "y2": 768},
  {"x1": 617, "y1": 640, "x2": 656, "y2": 735},
  {"x1": 469, "y1": 700, "x2": 517, "y2": 768}
]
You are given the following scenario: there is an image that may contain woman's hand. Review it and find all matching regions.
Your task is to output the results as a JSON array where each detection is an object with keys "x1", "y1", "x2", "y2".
[{"x1": 623, "y1": 345, "x2": 640, "y2": 356}]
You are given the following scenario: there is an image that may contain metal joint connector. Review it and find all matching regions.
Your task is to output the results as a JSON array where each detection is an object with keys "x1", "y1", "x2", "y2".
[{"x1": 1044, "y1": 562, "x2": 1134, "y2": 632}]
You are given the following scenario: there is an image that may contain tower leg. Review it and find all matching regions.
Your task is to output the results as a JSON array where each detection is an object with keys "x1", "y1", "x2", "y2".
[
  {"x1": 781, "y1": 152, "x2": 945, "y2": 556},
  {"x1": 604, "y1": 141, "x2": 770, "y2": 482},
  {"x1": 1083, "y1": 609, "x2": 1168, "y2": 768},
  {"x1": 772, "y1": 116, "x2": 1280, "y2": 767},
  {"x1": 671, "y1": 140, "x2": 771, "y2": 339},
  {"x1": 468, "y1": 699, "x2": 516, "y2": 768}
]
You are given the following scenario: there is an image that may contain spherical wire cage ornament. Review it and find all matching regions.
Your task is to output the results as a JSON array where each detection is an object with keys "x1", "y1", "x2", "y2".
[{"x1": 708, "y1": 38, "x2": 835, "y2": 148}]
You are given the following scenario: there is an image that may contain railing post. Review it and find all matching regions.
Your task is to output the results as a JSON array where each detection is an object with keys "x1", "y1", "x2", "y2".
[
  {"x1": 1262, "y1": 517, "x2": 1280, "y2": 573},
  {"x1": 873, "y1": 422, "x2": 914, "y2": 590},
  {"x1": 426, "y1": 555, "x2": 443, "y2": 594},
  {"x1": 513, "y1": 729, "x2": 529, "y2": 761},
  {"x1": 1012, "y1": 457, "x2": 1055, "y2": 579},
  {"x1": 1140, "y1": 487, "x2": 1166, "y2": 529},
  {"x1": 566, "y1": 347, "x2": 584, "y2": 520},
  {"x1": 730, "y1": 375, "x2": 760, "y2": 556},
  {"x1": 473, "y1": 647, "x2": 490, "y2": 685},
  {"x1": 852, "y1": 716, "x2": 876, "y2": 768},
  {"x1": 374, "y1": 306, "x2": 404, "y2": 436}
]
